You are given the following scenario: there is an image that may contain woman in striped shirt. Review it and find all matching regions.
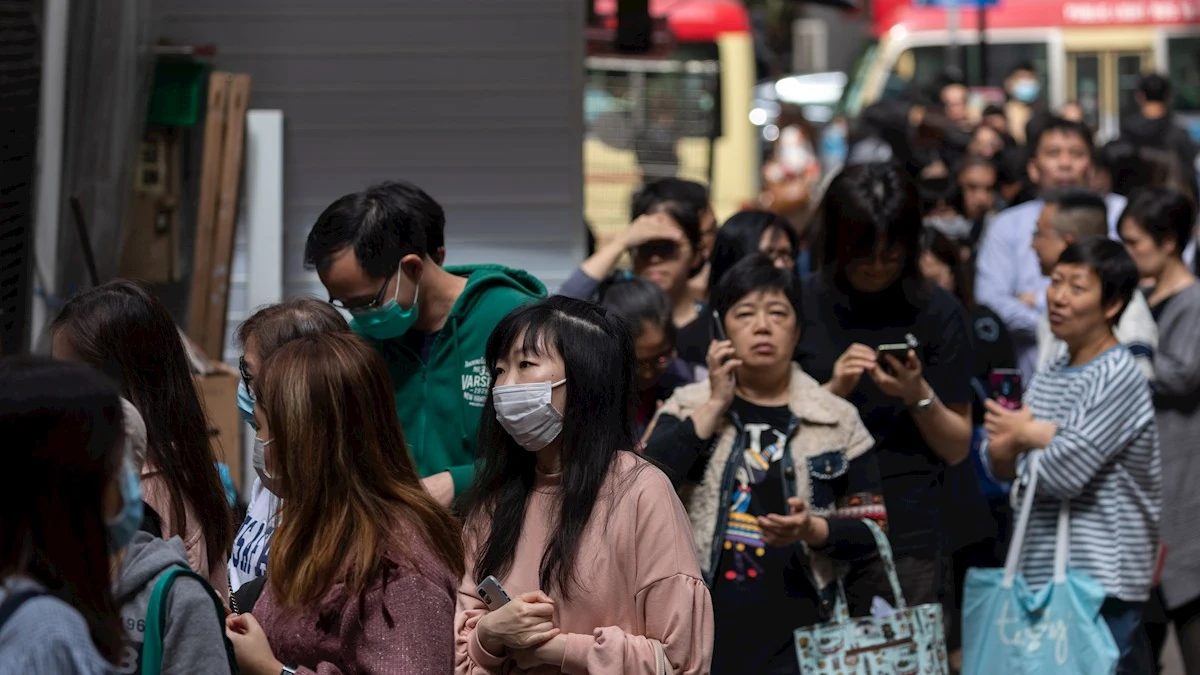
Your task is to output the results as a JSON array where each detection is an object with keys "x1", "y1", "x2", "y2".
[{"x1": 984, "y1": 237, "x2": 1162, "y2": 674}]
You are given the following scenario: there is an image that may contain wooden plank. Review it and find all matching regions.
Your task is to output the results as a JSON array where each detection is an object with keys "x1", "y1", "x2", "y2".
[
  {"x1": 186, "y1": 72, "x2": 230, "y2": 350},
  {"x1": 202, "y1": 73, "x2": 252, "y2": 361}
]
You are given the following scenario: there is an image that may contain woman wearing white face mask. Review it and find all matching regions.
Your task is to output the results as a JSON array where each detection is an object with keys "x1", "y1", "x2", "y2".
[
  {"x1": 455, "y1": 296, "x2": 714, "y2": 675},
  {"x1": 229, "y1": 299, "x2": 350, "y2": 596}
]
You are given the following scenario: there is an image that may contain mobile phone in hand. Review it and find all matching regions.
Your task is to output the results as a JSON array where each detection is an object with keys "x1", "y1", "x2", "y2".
[
  {"x1": 712, "y1": 309, "x2": 728, "y2": 342},
  {"x1": 476, "y1": 575, "x2": 511, "y2": 611},
  {"x1": 988, "y1": 369, "x2": 1023, "y2": 410},
  {"x1": 876, "y1": 343, "x2": 910, "y2": 374}
]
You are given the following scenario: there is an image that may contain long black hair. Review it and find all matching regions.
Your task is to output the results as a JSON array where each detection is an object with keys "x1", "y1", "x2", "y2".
[
  {"x1": 51, "y1": 280, "x2": 233, "y2": 572},
  {"x1": 708, "y1": 210, "x2": 799, "y2": 301},
  {"x1": 462, "y1": 296, "x2": 639, "y2": 600},
  {"x1": 0, "y1": 356, "x2": 126, "y2": 663}
]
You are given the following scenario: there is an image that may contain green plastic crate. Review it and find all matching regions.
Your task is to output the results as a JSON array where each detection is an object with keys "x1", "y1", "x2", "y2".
[{"x1": 147, "y1": 59, "x2": 210, "y2": 128}]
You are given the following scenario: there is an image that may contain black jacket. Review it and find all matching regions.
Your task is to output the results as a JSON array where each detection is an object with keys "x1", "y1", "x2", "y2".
[{"x1": 1120, "y1": 113, "x2": 1199, "y2": 201}]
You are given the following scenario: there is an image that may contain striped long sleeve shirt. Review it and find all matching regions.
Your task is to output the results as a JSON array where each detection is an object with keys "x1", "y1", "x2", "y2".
[{"x1": 999, "y1": 346, "x2": 1162, "y2": 601}]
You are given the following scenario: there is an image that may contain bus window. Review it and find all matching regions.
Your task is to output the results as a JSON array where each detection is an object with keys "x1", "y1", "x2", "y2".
[
  {"x1": 885, "y1": 43, "x2": 1051, "y2": 95},
  {"x1": 1168, "y1": 36, "x2": 1200, "y2": 114}
]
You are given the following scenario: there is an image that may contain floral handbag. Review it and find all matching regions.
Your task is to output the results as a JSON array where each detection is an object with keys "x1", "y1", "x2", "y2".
[{"x1": 794, "y1": 520, "x2": 949, "y2": 675}]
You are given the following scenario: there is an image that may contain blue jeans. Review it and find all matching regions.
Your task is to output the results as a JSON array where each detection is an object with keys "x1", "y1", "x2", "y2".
[{"x1": 1101, "y1": 597, "x2": 1152, "y2": 674}]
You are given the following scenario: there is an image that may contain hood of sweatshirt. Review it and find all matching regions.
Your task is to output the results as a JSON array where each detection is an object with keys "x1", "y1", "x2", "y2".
[
  {"x1": 362, "y1": 264, "x2": 546, "y2": 495},
  {"x1": 112, "y1": 531, "x2": 191, "y2": 603}
]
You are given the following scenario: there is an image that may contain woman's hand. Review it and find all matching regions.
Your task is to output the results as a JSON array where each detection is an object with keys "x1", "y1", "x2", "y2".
[
  {"x1": 826, "y1": 344, "x2": 877, "y2": 399},
  {"x1": 690, "y1": 340, "x2": 742, "y2": 440},
  {"x1": 983, "y1": 400, "x2": 1034, "y2": 444},
  {"x1": 226, "y1": 613, "x2": 284, "y2": 675},
  {"x1": 623, "y1": 213, "x2": 682, "y2": 249},
  {"x1": 869, "y1": 349, "x2": 930, "y2": 405},
  {"x1": 758, "y1": 497, "x2": 828, "y2": 547},
  {"x1": 511, "y1": 634, "x2": 569, "y2": 671},
  {"x1": 476, "y1": 591, "x2": 560, "y2": 655},
  {"x1": 706, "y1": 340, "x2": 741, "y2": 411}
]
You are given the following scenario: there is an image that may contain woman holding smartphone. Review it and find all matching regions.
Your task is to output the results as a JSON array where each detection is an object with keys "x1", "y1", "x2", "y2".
[
  {"x1": 454, "y1": 296, "x2": 713, "y2": 675},
  {"x1": 794, "y1": 164, "x2": 975, "y2": 609},
  {"x1": 644, "y1": 255, "x2": 884, "y2": 675}
]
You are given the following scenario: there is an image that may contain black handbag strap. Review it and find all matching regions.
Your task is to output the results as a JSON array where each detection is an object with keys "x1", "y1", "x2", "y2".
[{"x1": 0, "y1": 589, "x2": 48, "y2": 630}]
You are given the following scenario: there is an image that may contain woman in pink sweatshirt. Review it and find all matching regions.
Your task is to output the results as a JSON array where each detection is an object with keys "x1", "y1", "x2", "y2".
[
  {"x1": 455, "y1": 296, "x2": 715, "y2": 675},
  {"x1": 224, "y1": 332, "x2": 466, "y2": 674}
]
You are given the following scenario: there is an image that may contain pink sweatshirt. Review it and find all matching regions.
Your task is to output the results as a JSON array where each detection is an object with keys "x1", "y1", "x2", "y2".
[
  {"x1": 455, "y1": 452, "x2": 714, "y2": 675},
  {"x1": 141, "y1": 466, "x2": 229, "y2": 602},
  {"x1": 255, "y1": 517, "x2": 459, "y2": 674}
]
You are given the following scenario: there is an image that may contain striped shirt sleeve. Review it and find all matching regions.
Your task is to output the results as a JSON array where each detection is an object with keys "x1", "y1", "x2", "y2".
[{"x1": 1024, "y1": 360, "x2": 1155, "y2": 499}]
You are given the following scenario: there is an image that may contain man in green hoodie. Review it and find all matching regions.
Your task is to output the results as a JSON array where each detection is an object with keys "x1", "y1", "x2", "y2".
[{"x1": 304, "y1": 181, "x2": 546, "y2": 505}]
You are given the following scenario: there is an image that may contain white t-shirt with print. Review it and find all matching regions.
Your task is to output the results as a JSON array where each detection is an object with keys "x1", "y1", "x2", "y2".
[{"x1": 227, "y1": 477, "x2": 279, "y2": 592}]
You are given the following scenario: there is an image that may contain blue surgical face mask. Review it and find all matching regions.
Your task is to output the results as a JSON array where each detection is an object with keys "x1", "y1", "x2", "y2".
[
  {"x1": 1012, "y1": 79, "x2": 1040, "y2": 104},
  {"x1": 107, "y1": 458, "x2": 144, "y2": 553},
  {"x1": 350, "y1": 273, "x2": 420, "y2": 342},
  {"x1": 237, "y1": 380, "x2": 256, "y2": 428}
]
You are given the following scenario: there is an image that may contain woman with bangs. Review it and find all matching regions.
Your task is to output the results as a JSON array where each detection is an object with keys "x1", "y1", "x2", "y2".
[
  {"x1": 224, "y1": 332, "x2": 464, "y2": 675},
  {"x1": 454, "y1": 296, "x2": 713, "y2": 674},
  {"x1": 795, "y1": 163, "x2": 975, "y2": 609}
]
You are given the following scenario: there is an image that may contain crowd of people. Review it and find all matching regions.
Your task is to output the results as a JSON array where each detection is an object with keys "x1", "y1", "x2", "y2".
[{"x1": 1, "y1": 66, "x2": 1198, "y2": 675}]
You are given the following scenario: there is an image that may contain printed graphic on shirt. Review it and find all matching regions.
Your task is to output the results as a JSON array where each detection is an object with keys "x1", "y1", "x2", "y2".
[
  {"x1": 116, "y1": 617, "x2": 145, "y2": 674},
  {"x1": 722, "y1": 423, "x2": 787, "y2": 582},
  {"x1": 461, "y1": 357, "x2": 489, "y2": 408},
  {"x1": 231, "y1": 514, "x2": 274, "y2": 582}
]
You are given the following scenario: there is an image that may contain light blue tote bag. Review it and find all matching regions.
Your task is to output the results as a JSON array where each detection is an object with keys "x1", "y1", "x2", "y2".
[
  {"x1": 961, "y1": 454, "x2": 1118, "y2": 675},
  {"x1": 794, "y1": 520, "x2": 949, "y2": 674}
]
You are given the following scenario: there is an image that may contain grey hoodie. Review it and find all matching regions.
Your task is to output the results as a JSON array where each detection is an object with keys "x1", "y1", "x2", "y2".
[{"x1": 112, "y1": 532, "x2": 231, "y2": 675}]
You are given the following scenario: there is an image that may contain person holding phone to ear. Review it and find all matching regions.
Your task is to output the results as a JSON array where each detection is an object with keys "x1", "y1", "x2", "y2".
[{"x1": 644, "y1": 255, "x2": 884, "y2": 675}]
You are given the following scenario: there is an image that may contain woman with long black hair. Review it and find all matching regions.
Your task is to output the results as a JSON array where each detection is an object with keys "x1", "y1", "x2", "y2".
[
  {"x1": 0, "y1": 357, "x2": 129, "y2": 673},
  {"x1": 52, "y1": 280, "x2": 234, "y2": 598},
  {"x1": 454, "y1": 296, "x2": 713, "y2": 674}
]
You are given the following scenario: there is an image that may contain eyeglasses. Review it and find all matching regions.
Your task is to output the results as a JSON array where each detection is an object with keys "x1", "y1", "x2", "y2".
[
  {"x1": 631, "y1": 239, "x2": 681, "y2": 261},
  {"x1": 239, "y1": 356, "x2": 253, "y2": 388},
  {"x1": 328, "y1": 271, "x2": 396, "y2": 314}
]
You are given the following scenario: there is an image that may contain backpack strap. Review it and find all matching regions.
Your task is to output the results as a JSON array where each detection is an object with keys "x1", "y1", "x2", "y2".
[
  {"x1": 0, "y1": 589, "x2": 48, "y2": 631},
  {"x1": 142, "y1": 568, "x2": 232, "y2": 675}
]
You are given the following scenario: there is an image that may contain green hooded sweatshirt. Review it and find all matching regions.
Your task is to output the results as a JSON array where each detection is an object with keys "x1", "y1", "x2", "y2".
[{"x1": 359, "y1": 264, "x2": 545, "y2": 496}]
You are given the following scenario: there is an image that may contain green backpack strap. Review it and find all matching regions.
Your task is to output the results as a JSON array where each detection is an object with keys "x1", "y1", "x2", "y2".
[{"x1": 142, "y1": 567, "x2": 233, "y2": 675}]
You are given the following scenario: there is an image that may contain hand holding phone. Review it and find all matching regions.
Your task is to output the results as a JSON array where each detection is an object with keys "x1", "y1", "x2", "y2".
[
  {"x1": 988, "y1": 369, "x2": 1023, "y2": 411},
  {"x1": 876, "y1": 343, "x2": 911, "y2": 375},
  {"x1": 476, "y1": 575, "x2": 512, "y2": 611}
]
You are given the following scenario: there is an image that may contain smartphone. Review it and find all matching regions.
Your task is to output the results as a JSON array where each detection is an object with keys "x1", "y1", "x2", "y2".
[
  {"x1": 876, "y1": 342, "x2": 911, "y2": 374},
  {"x1": 476, "y1": 575, "x2": 511, "y2": 611},
  {"x1": 711, "y1": 309, "x2": 728, "y2": 341},
  {"x1": 988, "y1": 369, "x2": 1023, "y2": 411}
]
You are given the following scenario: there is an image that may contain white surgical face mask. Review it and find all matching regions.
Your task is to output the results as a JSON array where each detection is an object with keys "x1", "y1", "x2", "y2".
[
  {"x1": 492, "y1": 379, "x2": 567, "y2": 452},
  {"x1": 253, "y1": 437, "x2": 280, "y2": 494}
]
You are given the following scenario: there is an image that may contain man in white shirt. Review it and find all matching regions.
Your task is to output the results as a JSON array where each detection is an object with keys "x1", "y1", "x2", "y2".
[{"x1": 975, "y1": 117, "x2": 1128, "y2": 382}]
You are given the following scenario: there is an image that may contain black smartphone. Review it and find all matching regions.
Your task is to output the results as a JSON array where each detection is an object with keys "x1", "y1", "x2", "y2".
[
  {"x1": 989, "y1": 369, "x2": 1023, "y2": 411},
  {"x1": 876, "y1": 342, "x2": 911, "y2": 374},
  {"x1": 712, "y1": 309, "x2": 728, "y2": 341}
]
